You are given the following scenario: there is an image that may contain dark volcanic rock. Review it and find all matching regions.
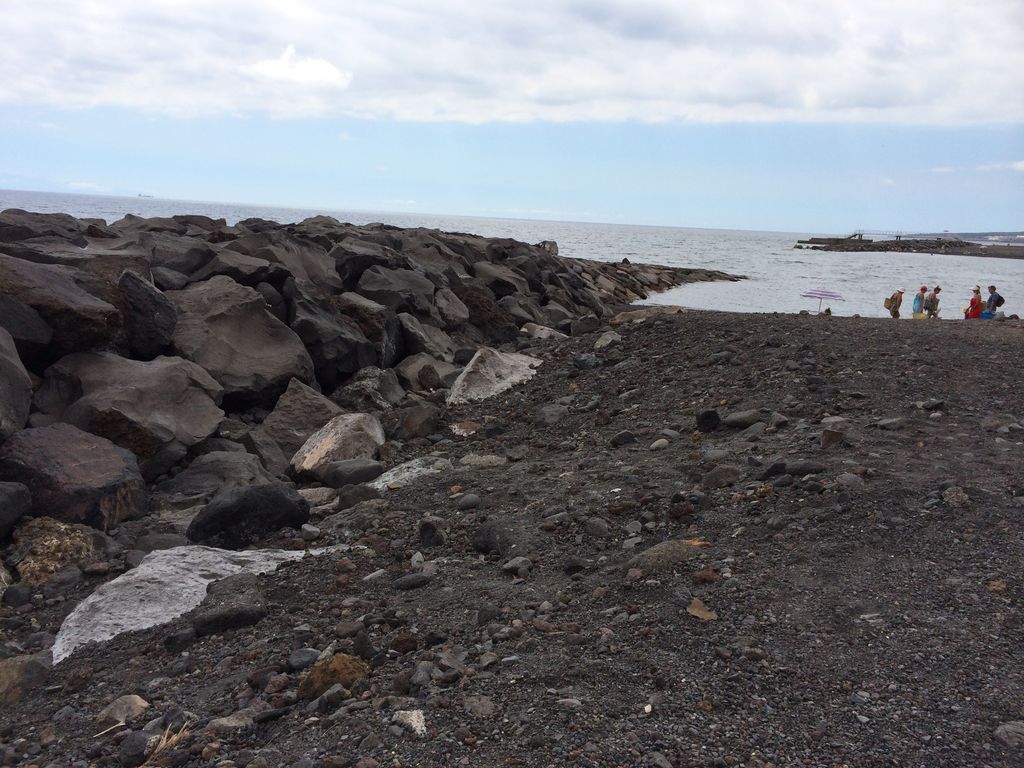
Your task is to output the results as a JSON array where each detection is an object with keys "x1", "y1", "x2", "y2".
[
  {"x1": 319, "y1": 458, "x2": 385, "y2": 488},
  {"x1": 0, "y1": 482, "x2": 31, "y2": 540},
  {"x1": 0, "y1": 254, "x2": 122, "y2": 357},
  {"x1": 186, "y1": 481, "x2": 310, "y2": 548},
  {"x1": 355, "y1": 266, "x2": 435, "y2": 314},
  {"x1": 158, "y1": 451, "x2": 276, "y2": 500},
  {"x1": 117, "y1": 270, "x2": 178, "y2": 359},
  {"x1": 330, "y1": 366, "x2": 406, "y2": 412},
  {"x1": 167, "y1": 275, "x2": 315, "y2": 407},
  {"x1": 261, "y1": 378, "x2": 343, "y2": 460},
  {"x1": 0, "y1": 328, "x2": 32, "y2": 441},
  {"x1": 33, "y1": 352, "x2": 224, "y2": 480},
  {"x1": 695, "y1": 408, "x2": 721, "y2": 432},
  {"x1": 0, "y1": 294, "x2": 52, "y2": 369},
  {"x1": 190, "y1": 572, "x2": 268, "y2": 636},
  {"x1": 284, "y1": 280, "x2": 378, "y2": 392},
  {"x1": 0, "y1": 423, "x2": 147, "y2": 531}
]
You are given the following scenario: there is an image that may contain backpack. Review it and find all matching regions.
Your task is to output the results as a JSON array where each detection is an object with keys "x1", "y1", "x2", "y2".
[
  {"x1": 996, "y1": 294, "x2": 1005, "y2": 307},
  {"x1": 883, "y1": 297, "x2": 893, "y2": 309}
]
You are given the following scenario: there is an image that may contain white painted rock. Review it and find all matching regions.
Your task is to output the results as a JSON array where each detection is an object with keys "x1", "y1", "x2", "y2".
[
  {"x1": 447, "y1": 347, "x2": 541, "y2": 405},
  {"x1": 52, "y1": 545, "x2": 340, "y2": 663},
  {"x1": 369, "y1": 457, "x2": 453, "y2": 491},
  {"x1": 520, "y1": 323, "x2": 567, "y2": 340},
  {"x1": 393, "y1": 709, "x2": 427, "y2": 737},
  {"x1": 290, "y1": 413, "x2": 385, "y2": 477}
]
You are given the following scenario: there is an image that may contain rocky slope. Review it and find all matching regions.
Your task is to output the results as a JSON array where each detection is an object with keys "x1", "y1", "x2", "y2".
[{"x1": 1, "y1": 290, "x2": 1023, "y2": 765}]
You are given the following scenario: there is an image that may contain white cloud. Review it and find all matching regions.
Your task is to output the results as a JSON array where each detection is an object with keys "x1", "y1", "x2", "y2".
[
  {"x1": 0, "y1": 0, "x2": 1021, "y2": 123},
  {"x1": 977, "y1": 161, "x2": 1024, "y2": 171},
  {"x1": 1011, "y1": 161, "x2": 1024, "y2": 171},
  {"x1": 244, "y1": 45, "x2": 351, "y2": 88}
]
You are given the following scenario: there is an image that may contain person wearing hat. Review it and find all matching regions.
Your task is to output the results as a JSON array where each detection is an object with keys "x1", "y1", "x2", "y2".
[
  {"x1": 887, "y1": 287, "x2": 905, "y2": 318},
  {"x1": 924, "y1": 286, "x2": 942, "y2": 318},
  {"x1": 912, "y1": 285, "x2": 928, "y2": 315},
  {"x1": 966, "y1": 285, "x2": 984, "y2": 319}
]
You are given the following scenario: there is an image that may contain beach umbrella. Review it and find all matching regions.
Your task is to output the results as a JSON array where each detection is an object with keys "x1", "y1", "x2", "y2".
[{"x1": 800, "y1": 288, "x2": 845, "y2": 313}]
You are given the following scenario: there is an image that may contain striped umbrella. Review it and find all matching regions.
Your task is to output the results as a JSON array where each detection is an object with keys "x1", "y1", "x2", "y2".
[{"x1": 800, "y1": 288, "x2": 845, "y2": 313}]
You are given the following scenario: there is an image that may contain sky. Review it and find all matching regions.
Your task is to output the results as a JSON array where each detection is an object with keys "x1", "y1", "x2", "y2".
[{"x1": 0, "y1": 0, "x2": 1022, "y2": 233}]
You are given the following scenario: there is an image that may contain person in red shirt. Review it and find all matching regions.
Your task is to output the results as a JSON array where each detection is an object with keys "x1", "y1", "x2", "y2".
[{"x1": 966, "y1": 286, "x2": 984, "y2": 319}]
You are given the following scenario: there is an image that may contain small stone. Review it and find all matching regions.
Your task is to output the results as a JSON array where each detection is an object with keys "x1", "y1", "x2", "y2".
[
  {"x1": 287, "y1": 648, "x2": 321, "y2": 672},
  {"x1": 456, "y1": 493, "x2": 481, "y2": 510},
  {"x1": 695, "y1": 409, "x2": 720, "y2": 432},
  {"x1": 300, "y1": 524, "x2": 321, "y2": 542},
  {"x1": 649, "y1": 438, "x2": 669, "y2": 451},
  {"x1": 585, "y1": 517, "x2": 610, "y2": 537},
  {"x1": 464, "y1": 695, "x2": 497, "y2": 718},
  {"x1": 392, "y1": 710, "x2": 427, "y2": 737},
  {"x1": 994, "y1": 721, "x2": 1024, "y2": 748},
  {"x1": 610, "y1": 430, "x2": 637, "y2": 447},
  {"x1": 392, "y1": 573, "x2": 432, "y2": 591},
  {"x1": 97, "y1": 694, "x2": 151, "y2": 728},
  {"x1": 417, "y1": 517, "x2": 447, "y2": 547},
  {"x1": 702, "y1": 464, "x2": 743, "y2": 489},
  {"x1": 501, "y1": 556, "x2": 532, "y2": 577},
  {"x1": 722, "y1": 409, "x2": 761, "y2": 428}
]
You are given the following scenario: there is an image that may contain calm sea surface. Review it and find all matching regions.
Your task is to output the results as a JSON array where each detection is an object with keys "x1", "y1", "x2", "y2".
[{"x1": 4, "y1": 188, "x2": 1022, "y2": 318}]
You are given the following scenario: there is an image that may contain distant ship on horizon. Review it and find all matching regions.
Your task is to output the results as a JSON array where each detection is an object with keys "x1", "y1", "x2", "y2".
[{"x1": 137, "y1": 193, "x2": 153, "y2": 198}]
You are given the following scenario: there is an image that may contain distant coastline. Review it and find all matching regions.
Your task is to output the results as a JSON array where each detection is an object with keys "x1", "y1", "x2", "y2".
[{"x1": 796, "y1": 234, "x2": 1024, "y2": 259}]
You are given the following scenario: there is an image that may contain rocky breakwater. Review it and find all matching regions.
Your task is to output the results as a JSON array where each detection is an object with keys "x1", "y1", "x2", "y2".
[{"x1": 0, "y1": 209, "x2": 738, "y2": 720}]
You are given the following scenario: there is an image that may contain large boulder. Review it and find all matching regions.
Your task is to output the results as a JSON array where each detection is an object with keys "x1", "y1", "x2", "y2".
[
  {"x1": 331, "y1": 292, "x2": 404, "y2": 368},
  {"x1": 0, "y1": 254, "x2": 122, "y2": 356},
  {"x1": 186, "y1": 482, "x2": 310, "y2": 549},
  {"x1": 355, "y1": 266, "x2": 435, "y2": 314},
  {"x1": 33, "y1": 353, "x2": 224, "y2": 480},
  {"x1": 290, "y1": 414, "x2": 385, "y2": 478},
  {"x1": 156, "y1": 451, "x2": 275, "y2": 500},
  {"x1": 0, "y1": 482, "x2": 31, "y2": 540},
  {"x1": 0, "y1": 424, "x2": 148, "y2": 531},
  {"x1": 447, "y1": 347, "x2": 541, "y2": 404},
  {"x1": 117, "y1": 271, "x2": 178, "y2": 360},
  {"x1": 470, "y1": 261, "x2": 530, "y2": 298},
  {"x1": 397, "y1": 313, "x2": 456, "y2": 362},
  {"x1": 261, "y1": 378, "x2": 343, "y2": 459},
  {"x1": 433, "y1": 287, "x2": 470, "y2": 329},
  {"x1": 0, "y1": 328, "x2": 32, "y2": 442},
  {"x1": 395, "y1": 353, "x2": 459, "y2": 393},
  {"x1": 0, "y1": 209, "x2": 90, "y2": 244},
  {"x1": 188, "y1": 250, "x2": 285, "y2": 286},
  {"x1": 0, "y1": 294, "x2": 53, "y2": 370},
  {"x1": 52, "y1": 545, "x2": 319, "y2": 663},
  {"x1": 450, "y1": 284, "x2": 518, "y2": 342},
  {"x1": 167, "y1": 276, "x2": 315, "y2": 407},
  {"x1": 285, "y1": 281, "x2": 378, "y2": 393},
  {"x1": 330, "y1": 367, "x2": 406, "y2": 412}
]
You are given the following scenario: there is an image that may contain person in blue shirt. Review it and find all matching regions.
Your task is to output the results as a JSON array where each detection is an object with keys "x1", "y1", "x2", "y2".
[
  {"x1": 987, "y1": 285, "x2": 1004, "y2": 313},
  {"x1": 912, "y1": 285, "x2": 927, "y2": 314}
]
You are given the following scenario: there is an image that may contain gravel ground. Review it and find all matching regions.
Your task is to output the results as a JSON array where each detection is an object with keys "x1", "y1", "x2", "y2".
[{"x1": 2, "y1": 309, "x2": 1022, "y2": 768}]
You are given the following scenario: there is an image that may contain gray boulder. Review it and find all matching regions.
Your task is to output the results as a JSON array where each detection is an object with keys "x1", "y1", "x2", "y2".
[
  {"x1": 261, "y1": 378, "x2": 343, "y2": 459},
  {"x1": 0, "y1": 294, "x2": 52, "y2": 369},
  {"x1": 0, "y1": 328, "x2": 32, "y2": 441},
  {"x1": 117, "y1": 271, "x2": 177, "y2": 360},
  {"x1": 188, "y1": 250, "x2": 285, "y2": 286},
  {"x1": 397, "y1": 313, "x2": 456, "y2": 362},
  {"x1": 330, "y1": 366, "x2": 406, "y2": 412},
  {"x1": 433, "y1": 287, "x2": 470, "y2": 329},
  {"x1": 284, "y1": 281, "x2": 378, "y2": 392},
  {"x1": 167, "y1": 275, "x2": 315, "y2": 407},
  {"x1": 291, "y1": 413, "x2": 385, "y2": 478},
  {"x1": 470, "y1": 261, "x2": 530, "y2": 298},
  {"x1": 356, "y1": 266, "x2": 435, "y2": 313},
  {"x1": 0, "y1": 254, "x2": 121, "y2": 356},
  {"x1": 0, "y1": 482, "x2": 31, "y2": 540},
  {"x1": 157, "y1": 451, "x2": 275, "y2": 500},
  {"x1": 447, "y1": 347, "x2": 541, "y2": 404},
  {"x1": 186, "y1": 482, "x2": 310, "y2": 549},
  {"x1": 33, "y1": 353, "x2": 223, "y2": 481},
  {"x1": 0, "y1": 424, "x2": 147, "y2": 531},
  {"x1": 395, "y1": 353, "x2": 459, "y2": 393},
  {"x1": 332, "y1": 292, "x2": 405, "y2": 368}
]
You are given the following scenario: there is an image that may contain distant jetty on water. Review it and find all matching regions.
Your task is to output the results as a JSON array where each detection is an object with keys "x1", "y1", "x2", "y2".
[{"x1": 795, "y1": 230, "x2": 1024, "y2": 259}]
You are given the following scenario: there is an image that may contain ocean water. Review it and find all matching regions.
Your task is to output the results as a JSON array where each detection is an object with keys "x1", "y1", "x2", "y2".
[{"x1": 3, "y1": 188, "x2": 1022, "y2": 318}]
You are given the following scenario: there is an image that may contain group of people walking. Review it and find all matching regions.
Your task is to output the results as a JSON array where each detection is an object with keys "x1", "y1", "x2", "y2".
[{"x1": 887, "y1": 284, "x2": 1005, "y2": 320}]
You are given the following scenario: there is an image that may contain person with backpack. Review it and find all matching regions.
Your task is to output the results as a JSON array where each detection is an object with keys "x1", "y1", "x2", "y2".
[
  {"x1": 885, "y1": 288, "x2": 905, "y2": 318},
  {"x1": 924, "y1": 286, "x2": 942, "y2": 318},
  {"x1": 912, "y1": 285, "x2": 928, "y2": 315},
  {"x1": 987, "y1": 285, "x2": 1005, "y2": 313}
]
